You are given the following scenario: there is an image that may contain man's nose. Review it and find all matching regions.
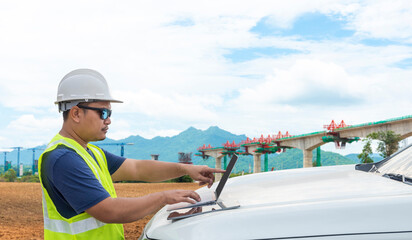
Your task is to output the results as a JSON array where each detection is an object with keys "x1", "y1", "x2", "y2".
[{"x1": 104, "y1": 117, "x2": 111, "y2": 125}]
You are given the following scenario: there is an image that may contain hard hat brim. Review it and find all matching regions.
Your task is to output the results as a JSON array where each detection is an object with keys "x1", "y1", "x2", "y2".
[{"x1": 54, "y1": 98, "x2": 123, "y2": 104}]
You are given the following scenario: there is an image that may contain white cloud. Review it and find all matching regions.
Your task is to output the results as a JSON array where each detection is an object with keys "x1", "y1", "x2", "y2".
[
  {"x1": 116, "y1": 89, "x2": 222, "y2": 122},
  {"x1": 105, "y1": 118, "x2": 132, "y2": 140},
  {"x1": 351, "y1": 0, "x2": 412, "y2": 41},
  {"x1": 0, "y1": 115, "x2": 61, "y2": 148},
  {"x1": 233, "y1": 59, "x2": 365, "y2": 107}
]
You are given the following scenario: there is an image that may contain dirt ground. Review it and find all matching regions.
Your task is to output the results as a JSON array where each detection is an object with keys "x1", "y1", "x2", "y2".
[{"x1": 0, "y1": 182, "x2": 199, "y2": 239}]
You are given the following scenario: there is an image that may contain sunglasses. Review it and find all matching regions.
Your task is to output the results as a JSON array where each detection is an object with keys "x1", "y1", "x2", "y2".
[{"x1": 77, "y1": 105, "x2": 112, "y2": 120}]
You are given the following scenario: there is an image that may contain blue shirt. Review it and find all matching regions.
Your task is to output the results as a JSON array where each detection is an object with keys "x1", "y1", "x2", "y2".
[{"x1": 40, "y1": 145, "x2": 126, "y2": 219}]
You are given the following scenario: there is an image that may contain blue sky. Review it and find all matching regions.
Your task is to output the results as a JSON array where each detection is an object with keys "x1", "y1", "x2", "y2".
[{"x1": 0, "y1": 0, "x2": 412, "y2": 155}]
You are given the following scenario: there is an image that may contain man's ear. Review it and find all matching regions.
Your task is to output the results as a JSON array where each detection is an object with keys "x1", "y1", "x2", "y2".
[{"x1": 69, "y1": 106, "x2": 82, "y2": 123}]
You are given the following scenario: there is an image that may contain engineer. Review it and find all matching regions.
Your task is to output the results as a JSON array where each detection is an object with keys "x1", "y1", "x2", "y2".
[{"x1": 38, "y1": 69, "x2": 225, "y2": 239}]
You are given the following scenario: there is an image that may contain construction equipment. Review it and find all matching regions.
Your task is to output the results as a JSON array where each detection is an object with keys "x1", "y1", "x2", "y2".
[
  {"x1": 323, "y1": 120, "x2": 350, "y2": 132},
  {"x1": 95, "y1": 142, "x2": 134, "y2": 157},
  {"x1": 28, "y1": 147, "x2": 44, "y2": 175},
  {"x1": 11, "y1": 147, "x2": 23, "y2": 177},
  {"x1": 178, "y1": 152, "x2": 193, "y2": 164},
  {"x1": 1, "y1": 149, "x2": 13, "y2": 172}
]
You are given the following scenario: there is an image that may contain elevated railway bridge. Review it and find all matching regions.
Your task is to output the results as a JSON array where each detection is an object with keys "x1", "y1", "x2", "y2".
[{"x1": 198, "y1": 115, "x2": 412, "y2": 181}]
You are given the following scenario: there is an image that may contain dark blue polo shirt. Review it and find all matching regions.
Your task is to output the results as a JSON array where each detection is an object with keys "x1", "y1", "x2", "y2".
[{"x1": 40, "y1": 145, "x2": 126, "y2": 219}]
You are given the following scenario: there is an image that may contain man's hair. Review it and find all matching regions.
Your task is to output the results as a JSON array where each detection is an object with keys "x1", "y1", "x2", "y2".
[{"x1": 62, "y1": 110, "x2": 70, "y2": 121}]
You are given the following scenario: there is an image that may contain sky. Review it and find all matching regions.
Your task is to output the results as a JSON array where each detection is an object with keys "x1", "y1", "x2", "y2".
[{"x1": 0, "y1": 0, "x2": 412, "y2": 155}]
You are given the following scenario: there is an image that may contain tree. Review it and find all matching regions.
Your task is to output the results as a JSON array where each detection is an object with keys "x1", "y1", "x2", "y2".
[
  {"x1": 172, "y1": 175, "x2": 193, "y2": 183},
  {"x1": 358, "y1": 139, "x2": 373, "y2": 164},
  {"x1": 4, "y1": 169, "x2": 17, "y2": 182},
  {"x1": 368, "y1": 131, "x2": 402, "y2": 158},
  {"x1": 359, "y1": 131, "x2": 402, "y2": 160}
]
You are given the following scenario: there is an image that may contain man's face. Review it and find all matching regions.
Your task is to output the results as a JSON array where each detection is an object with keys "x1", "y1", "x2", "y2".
[{"x1": 77, "y1": 101, "x2": 112, "y2": 142}]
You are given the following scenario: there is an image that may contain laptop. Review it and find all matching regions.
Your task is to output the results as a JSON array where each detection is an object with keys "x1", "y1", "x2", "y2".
[{"x1": 167, "y1": 154, "x2": 239, "y2": 211}]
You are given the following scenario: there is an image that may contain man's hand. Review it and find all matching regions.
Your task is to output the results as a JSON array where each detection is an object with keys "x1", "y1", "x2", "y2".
[
  {"x1": 162, "y1": 190, "x2": 201, "y2": 204},
  {"x1": 182, "y1": 165, "x2": 226, "y2": 188},
  {"x1": 86, "y1": 190, "x2": 201, "y2": 223}
]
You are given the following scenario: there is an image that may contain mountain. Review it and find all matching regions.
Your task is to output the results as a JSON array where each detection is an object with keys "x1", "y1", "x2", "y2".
[
  {"x1": 345, "y1": 153, "x2": 384, "y2": 164},
  {"x1": 94, "y1": 126, "x2": 248, "y2": 162},
  {"x1": 1, "y1": 126, "x2": 359, "y2": 174}
]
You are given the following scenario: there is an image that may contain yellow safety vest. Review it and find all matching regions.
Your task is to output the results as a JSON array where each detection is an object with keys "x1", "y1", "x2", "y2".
[{"x1": 38, "y1": 134, "x2": 124, "y2": 239}]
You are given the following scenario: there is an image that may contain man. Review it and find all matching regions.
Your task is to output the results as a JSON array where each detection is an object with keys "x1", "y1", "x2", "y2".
[{"x1": 38, "y1": 69, "x2": 225, "y2": 239}]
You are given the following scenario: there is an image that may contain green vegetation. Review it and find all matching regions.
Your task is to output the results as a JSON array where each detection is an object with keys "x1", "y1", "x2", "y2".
[
  {"x1": 171, "y1": 175, "x2": 193, "y2": 183},
  {"x1": 1, "y1": 169, "x2": 17, "y2": 182},
  {"x1": 359, "y1": 130, "x2": 402, "y2": 159},
  {"x1": 0, "y1": 169, "x2": 39, "y2": 182},
  {"x1": 19, "y1": 171, "x2": 40, "y2": 182},
  {"x1": 358, "y1": 139, "x2": 374, "y2": 164}
]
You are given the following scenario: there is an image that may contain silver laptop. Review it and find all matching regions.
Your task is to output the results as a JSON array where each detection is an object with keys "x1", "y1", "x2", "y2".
[{"x1": 167, "y1": 154, "x2": 239, "y2": 211}]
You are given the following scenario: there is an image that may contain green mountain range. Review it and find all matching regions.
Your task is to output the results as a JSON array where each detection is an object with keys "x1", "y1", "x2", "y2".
[
  {"x1": 344, "y1": 153, "x2": 383, "y2": 164},
  {"x1": 1, "y1": 126, "x2": 363, "y2": 174}
]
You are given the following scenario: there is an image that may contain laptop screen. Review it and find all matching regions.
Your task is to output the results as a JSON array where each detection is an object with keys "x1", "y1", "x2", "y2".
[{"x1": 214, "y1": 154, "x2": 238, "y2": 200}]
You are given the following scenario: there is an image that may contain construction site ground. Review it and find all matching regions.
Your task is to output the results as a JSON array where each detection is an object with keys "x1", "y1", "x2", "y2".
[{"x1": 0, "y1": 182, "x2": 199, "y2": 239}]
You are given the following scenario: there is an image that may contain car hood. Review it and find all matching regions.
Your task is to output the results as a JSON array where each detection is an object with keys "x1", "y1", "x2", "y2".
[{"x1": 145, "y1": 165, "x2": 412, "y2": 240}]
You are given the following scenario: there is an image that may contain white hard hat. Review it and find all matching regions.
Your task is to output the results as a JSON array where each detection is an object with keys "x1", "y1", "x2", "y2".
[{"x1": 56, "y1": 69, "x2": 123, "y2": 112}]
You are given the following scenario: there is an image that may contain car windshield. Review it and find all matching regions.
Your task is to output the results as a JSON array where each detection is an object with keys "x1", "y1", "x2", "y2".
[{"x1": 375, "y1": 144, "x2": 412, "y2": 179}]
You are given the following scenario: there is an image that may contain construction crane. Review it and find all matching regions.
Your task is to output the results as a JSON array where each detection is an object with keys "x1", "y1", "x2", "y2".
[
  {"x1": 95, "y1": 142, "x2": 134, "y2": 157},
  {"x1": 323, "y1": 120, "x2": 349, "y2": 132},
  {"x1": 27, "y1": 147, "x2": 44, "y2": 175},
  {"x1": 1, "y1": 147, "x2": 23, "y2": 176},
  {"x1": 11, "y1": 147, "x2": 23, "y2": 177},
  {"x1": 322, "y1": 120, "x2": 358, "y2": 149},
  {"x1": 1, "y1": 149, "x2": 13, "y2": 172}
]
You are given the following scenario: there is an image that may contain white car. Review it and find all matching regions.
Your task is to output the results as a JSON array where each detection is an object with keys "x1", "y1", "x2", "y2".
[{"x1": 139, "y1": 145, "x2": 412, "y2": 240}]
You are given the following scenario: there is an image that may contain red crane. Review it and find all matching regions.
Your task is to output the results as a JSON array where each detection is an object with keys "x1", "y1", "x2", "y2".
[{"x1": 324, "y1": 120, "x2": 350, "y2": 132}]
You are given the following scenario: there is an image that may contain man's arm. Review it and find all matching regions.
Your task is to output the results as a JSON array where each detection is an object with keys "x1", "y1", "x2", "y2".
[
  {"x1": 111, "y1": 159, "x2": 225, "y2": 187},
  {"x1": 86, "y1": 190, "x2": 200, "y2": 223}
]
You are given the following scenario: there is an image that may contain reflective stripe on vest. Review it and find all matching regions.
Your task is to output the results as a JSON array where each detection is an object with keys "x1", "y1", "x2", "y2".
[{"x1": 42, "y1": 191, "x2": 106, "y2": 234}]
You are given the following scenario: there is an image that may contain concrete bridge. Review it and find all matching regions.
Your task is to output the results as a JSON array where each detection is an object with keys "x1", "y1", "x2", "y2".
[
  {"x1": 199, "y1": 115, "x2": 412, "y2": 180},
  {"x1": 278, "y1": 115, "x2": 412, "y2": 168}
]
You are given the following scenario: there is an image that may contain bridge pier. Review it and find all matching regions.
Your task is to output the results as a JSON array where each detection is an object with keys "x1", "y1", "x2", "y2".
[
  {"x1": 215, "y1": 155, "x2": 224, "y2": 181},
  {"x1": 303, "y1": 150, "x2": 313, "y2": 168},
  {"x1": 253, "y1": 153, "x2": 262, "y2": 173},
  {"x1": 197, "y1": 149, "x2": 225, "y2": 182}
]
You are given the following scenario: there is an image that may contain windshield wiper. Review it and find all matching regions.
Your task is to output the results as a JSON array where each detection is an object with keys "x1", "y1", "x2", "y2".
[
  {"x1": 368, "y1": 164, "x2": 380, "y2": 173},
  {"x1": 383, "y1": 173, "x2": 412, "y2": 185}
]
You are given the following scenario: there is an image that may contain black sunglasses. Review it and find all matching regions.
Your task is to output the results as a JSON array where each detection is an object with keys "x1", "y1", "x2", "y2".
[{"x1": 77, "y1": 105, "x2": 112, "y2": 120}]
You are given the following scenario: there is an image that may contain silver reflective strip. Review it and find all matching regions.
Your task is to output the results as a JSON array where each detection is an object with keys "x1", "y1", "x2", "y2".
[
  {"x1": 90, "y1": 145, "x2": 104, "y2": 160},
  {"x1": 42, "y1": 190, "x2": 49, "y2": 216},
  {"x1": 42, "y1": 190, "x2": 106, "y2": 234},
  {"x1": 47, "y1": 139, "x2": 102, "y2": 184}
]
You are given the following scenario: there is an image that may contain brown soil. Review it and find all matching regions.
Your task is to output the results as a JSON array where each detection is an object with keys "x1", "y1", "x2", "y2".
[{"x1": 0, "y1": 182, "x2": 199, "y2": 239}]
